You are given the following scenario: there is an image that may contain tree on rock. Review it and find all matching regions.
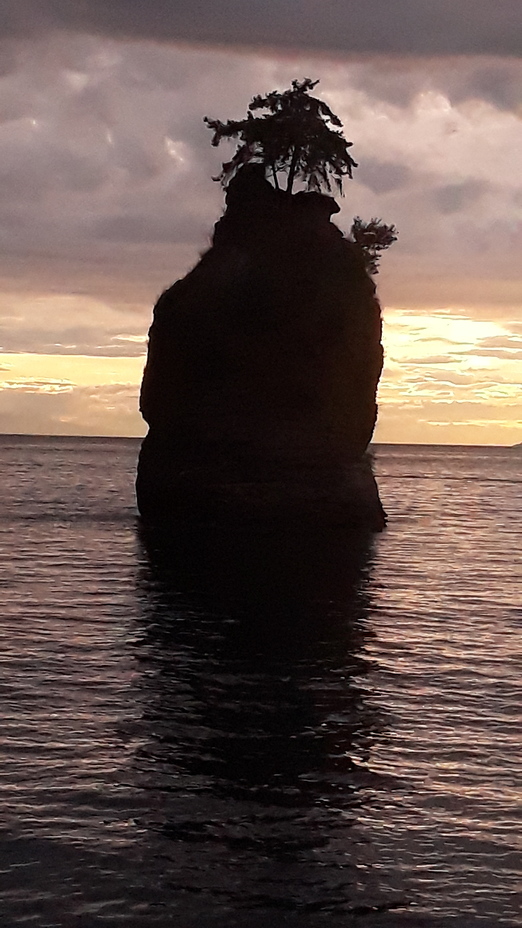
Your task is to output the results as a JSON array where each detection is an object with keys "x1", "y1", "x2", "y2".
[
  {"x1": 204, "y1": 78, "x2": 357, "y2": 195},
  {"x1": 350, "y1": 217, "x2": 398, "y2": 275}
]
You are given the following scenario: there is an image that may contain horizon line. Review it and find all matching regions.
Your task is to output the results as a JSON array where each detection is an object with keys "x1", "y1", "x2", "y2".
[{"x1": 0, "y1": 432, "x2": 518, "y2": 449}]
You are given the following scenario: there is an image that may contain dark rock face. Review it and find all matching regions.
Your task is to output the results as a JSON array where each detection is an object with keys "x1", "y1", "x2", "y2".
[{"x1": 137, "y1": 167, "x2": 385, "y2": 529}]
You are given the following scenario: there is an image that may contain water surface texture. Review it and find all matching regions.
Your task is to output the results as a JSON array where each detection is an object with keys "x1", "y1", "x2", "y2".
[{"x1": 0, "y1": 436, "x2": 520, "y2": 927}]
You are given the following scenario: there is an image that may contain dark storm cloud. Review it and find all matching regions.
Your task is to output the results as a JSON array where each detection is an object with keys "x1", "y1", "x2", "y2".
[{"x1": 3, "y1": 0, "x2": 522, "y2": 57}]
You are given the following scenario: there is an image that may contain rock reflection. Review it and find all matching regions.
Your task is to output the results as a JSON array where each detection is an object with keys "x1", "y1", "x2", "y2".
[{"x1": 132, "y1": 519, "x2": 390, "y2": 922}]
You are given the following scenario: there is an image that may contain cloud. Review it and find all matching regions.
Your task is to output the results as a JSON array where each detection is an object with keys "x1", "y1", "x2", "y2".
[
  {"x1": 374, "y1": 400, "x2": 520, "y2": 444},
  {"x1": 431, "y1": 180, "x2": 488, "y2": 214},
  {"x1": 4, "y1": 1, "x2": 522, "y2": 57},
  {"x1": 0, "y1": 37, "x2": 520, "y2": 284},
  {"x1": 472, "y1": 348, "x2": 522, "y2": 360},
  {"x1": 1, "y1": 377, "x2": 74, "y2": 392},
  {"x1": 91, "y1": 209, "x2": 207, "y2": 246},
  {"x1": 340, "y1": 56, "x2": 522, "y2": 111},
  {"x1": 0, "y1": 292, "x2": 150, "y2": 356},
  {"x1": 477, "y1": 335, "x2": 522, "y2": 349},
  {"x1": 444, "y1": 62, "x2": 522, "y2": 111},
  {"x1": 504, "y1": 323, "x2": 522, "y2": 335},
  {"x1": 378, "y1": 307, "x2": 521, "y2": 445},
  {"x1": 356, "y1": 159, "x2": 412, "y2": 195},
  {"x1": 0, "y1": 379, "x2": 143, "y2": 436},
  {"x1": 396, "y1": 355, "x2": 458, "y2": 365},
  {"x1": 0, "y1": 28, "x2": 519, "y2": 442},
  {"x1": 451, "y1": 333, "x2": 522, "y2": 360}
]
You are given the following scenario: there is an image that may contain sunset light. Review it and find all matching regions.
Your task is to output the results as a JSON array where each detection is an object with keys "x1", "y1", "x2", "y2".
[
  {"x1": 1, "y1": 6, "x2": 520, "y2": 928},
  {"x1": 0, "y1": 22, "x2": 520, "y2": 445}
]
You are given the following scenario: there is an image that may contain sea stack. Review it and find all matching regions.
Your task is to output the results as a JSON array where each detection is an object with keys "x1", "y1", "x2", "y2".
[{"x1": 136, "y1": 165, "x2": 386, "y2": 530}]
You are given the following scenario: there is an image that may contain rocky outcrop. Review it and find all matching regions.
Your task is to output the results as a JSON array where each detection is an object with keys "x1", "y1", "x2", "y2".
[{"x1": 137, "y1": 166, "x2": 385, "y2": 529}]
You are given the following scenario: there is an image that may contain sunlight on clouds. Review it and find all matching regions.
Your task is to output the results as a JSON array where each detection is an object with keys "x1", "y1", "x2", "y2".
[
  {"x1": 2, "y1": 379, "x2": 74, "y2": 394},
  {"x1": 335, "y1": 86, "x2": 522, "y2": 184},
  {"x1": 111, "y1": 334, "x2": 148, "y2": 344},
  {"x1": 376, "y1": 309, "x2": 521, "y2": 444},
  {"x1": 0, "y1": 353, "x2": 145, "y2": 387},
  {"x1": 384, "y1": 310, "x2": 506, "y2": 357},
  {"x1": 0, "y1": 291, "x2": 149, "y2": 356},
  {"x1": 0, "y1": 353, "x2": 145, "y2": 436},
  {"x1": 164, "y1": 137, "x2": 190, "y2": 166},
  {"x1": 0, "y1": 37, "x2": 520, "y2": 443}
]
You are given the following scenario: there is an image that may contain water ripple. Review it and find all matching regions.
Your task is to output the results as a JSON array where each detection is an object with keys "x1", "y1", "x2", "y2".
[{"x1": 0, "y1": 438, "x2": 520, "y2": 926}]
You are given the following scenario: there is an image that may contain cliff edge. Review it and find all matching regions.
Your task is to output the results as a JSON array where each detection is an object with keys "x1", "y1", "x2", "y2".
[{"x1": 136, "y1": 166, "x2": 386, "y2": 529}]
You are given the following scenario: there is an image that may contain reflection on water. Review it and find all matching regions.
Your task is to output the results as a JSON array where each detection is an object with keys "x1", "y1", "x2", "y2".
[
  {"x1": 131, "y1": 520, "x2": 406, "y2": 924},
  {"x1": 1, "y1": 439, "x2": 520, "y2": 927}
]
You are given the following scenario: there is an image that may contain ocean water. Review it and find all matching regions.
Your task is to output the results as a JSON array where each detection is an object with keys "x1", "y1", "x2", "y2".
[{"x1": 0, "y1": 435, "x2": 520, "y2": 927}]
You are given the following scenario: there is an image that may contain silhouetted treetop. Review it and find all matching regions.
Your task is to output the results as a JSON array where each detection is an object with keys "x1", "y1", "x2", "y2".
[
  {"x1": 204, "y1": 78, "x2": 357, "y2": 195},
  {"x1": 350, "y1": 217, "x2": 398, "y2": 275}
]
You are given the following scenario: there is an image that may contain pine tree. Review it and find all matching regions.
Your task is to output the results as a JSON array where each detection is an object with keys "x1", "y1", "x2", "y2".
[
  {"x1": 204, "y1": 79, "x2": 357, "y2": 195},
  {"x1": 350, "y1": 218, "x2": 398, "y2": 275}
]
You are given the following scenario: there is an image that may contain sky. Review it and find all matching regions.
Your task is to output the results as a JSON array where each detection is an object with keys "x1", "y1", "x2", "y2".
[{"x1": 0, "y1": 1, "x2": 520, "y2": 444}]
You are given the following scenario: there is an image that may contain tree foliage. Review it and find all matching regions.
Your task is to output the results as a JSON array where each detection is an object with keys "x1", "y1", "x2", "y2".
[
  {"x1": 204, "y1": 78, "x2": 357, "y2": 195},
  {"x1": 350, "y1": 217, "x2": 398, "y2": 275}
]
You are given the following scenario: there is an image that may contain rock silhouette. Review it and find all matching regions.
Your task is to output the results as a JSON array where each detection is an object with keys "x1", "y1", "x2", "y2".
[{"x1": 137, "y1": 166, "x2": 386, "y2": 530}]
